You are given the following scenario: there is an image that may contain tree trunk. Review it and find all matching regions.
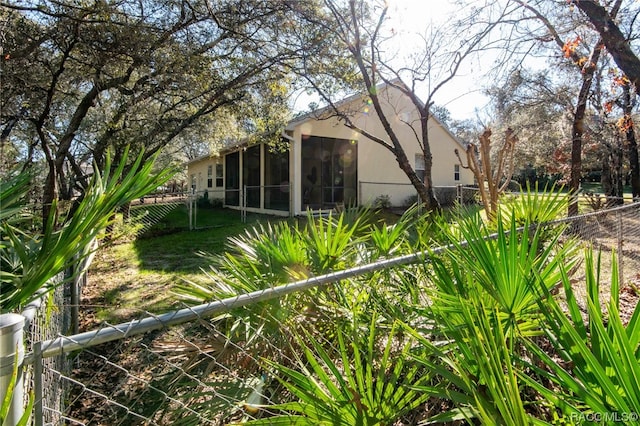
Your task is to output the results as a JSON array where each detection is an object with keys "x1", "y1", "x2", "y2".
[
  {"x1": 615, "y1": 138, "x2": 624, "y2": 204},
  {"x1": 601, "y1": 139, "x2": 624, "y2": 205},
  {"x1": 601, "y1": 150, "x2": 612, "y2": 197},
  {"x1": 121, "y1": 202, "x2": 131, "y2": 221},
  {"x1": 420, "y1": 112, "x2": 441, "y2": 212},
  {"x1": 627, "y1": 128, "x2": 640, "y2": 199},
  {"x1": 42, "y1": 162, "x2": 57, "y2": 227},
  {"x1": 420, "y1": 151, "x2": 440, "y2": 211},
  {"x1": 394, "y1": 148, "x2": 438, "y2": 210},
  {"x1": 623, "y1": 83, "x2": 640, "y2": 199},
  {"x1": 568, "y1": 110, "x2": 584, "y2": 217},
  {"x1": 568, "y1": 44, "x2": 603, "y2": 216}
]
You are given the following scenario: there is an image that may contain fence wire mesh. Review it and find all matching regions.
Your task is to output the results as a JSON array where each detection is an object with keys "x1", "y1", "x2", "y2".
[
  {"x1": 21, "y1": 274, "x2": 71, "y2": 426},
  {"x1": 46, "y1": 312, "x2": 299, "y2": 424},
  {"x1": 24, "y1": 201, "x2": 640, "y2": 425},
  {"x1": 126, "y1": 193, "x2": 188, "y2": 237},
  {"x1": 555, "y1": 203, "x2": 640, "y2": 314},
  {"x1": 357, "y1": 182, "x2": 477, "y2": 209}
]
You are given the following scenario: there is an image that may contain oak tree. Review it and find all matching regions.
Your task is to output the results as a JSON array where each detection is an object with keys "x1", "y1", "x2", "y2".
[{"x1": 1, "y1": 0, "x2": 315, "y2": 223}]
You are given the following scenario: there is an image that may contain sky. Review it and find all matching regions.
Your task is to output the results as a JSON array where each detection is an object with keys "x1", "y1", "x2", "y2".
[
  {"x1": 293, "y1": 0, "x2": 492, "y2": 121},
  {"x1": 385, "y1": 0, "x2": 492, "y2": 120}
]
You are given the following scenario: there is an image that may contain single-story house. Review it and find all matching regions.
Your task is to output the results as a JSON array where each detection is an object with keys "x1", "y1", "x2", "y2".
[{"x1": 187, "y1": 82, "x2": 474, "y2": 216}]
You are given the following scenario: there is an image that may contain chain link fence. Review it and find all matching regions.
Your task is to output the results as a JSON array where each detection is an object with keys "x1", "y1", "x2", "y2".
[
  {"x1": 17, "y1": 250, "x2": 97, "y2": 425},
  {"x1": 6, "y1": 201, "x2": 640, "y2": 425},
  {"x1": 20, "y1": 275, "x2": 71, "y2": 426},
  {"x1": 189, "y1": 189, "x2": 240, "y2": 230},
  {"x1": 189, "y1": 184, "x2": 478, "y2": 229},
  {"x1": 126, "y1": 193, "x2": 188, "y2": 237}
]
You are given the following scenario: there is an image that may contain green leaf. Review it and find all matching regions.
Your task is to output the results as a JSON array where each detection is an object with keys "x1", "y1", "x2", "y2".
[{"x1": 1, "y1": 147, "x2": 175, "y2": 312}]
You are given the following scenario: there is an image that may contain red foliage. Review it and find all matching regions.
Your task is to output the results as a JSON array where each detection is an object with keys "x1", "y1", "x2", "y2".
[{"x1": 562, "y1": 36, "x2": 581, "y2": 58}]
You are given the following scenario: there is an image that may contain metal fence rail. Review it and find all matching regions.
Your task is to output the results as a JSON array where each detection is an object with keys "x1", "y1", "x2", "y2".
[{"x1": 3, "y1": 202, "x2": 640, "y2": 425}]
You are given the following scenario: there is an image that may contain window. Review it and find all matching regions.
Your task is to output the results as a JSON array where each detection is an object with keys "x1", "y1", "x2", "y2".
[
  {"x1": 454, "y1": 164, "x2": 460, "y2": 181},
  {"x1": 207, "y1": 165, "x2": 213, "y2": 188},
  {"x1": 415, "y1": 154, "x2": 425, "y2": 183},
  {"x1": 190, "y1": 174, "x2": 196, "y2": 193},
  {"x1": 215, "y1": 163, "x2": 223, "y2": 187}
]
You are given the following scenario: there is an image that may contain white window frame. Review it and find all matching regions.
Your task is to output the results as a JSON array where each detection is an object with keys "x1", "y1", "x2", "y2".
[
  {"x1": 207, "y1": 165, "x2": 213, "y2": 188},
  {"x1": 215, "y1": 163, "x2": 224, "y2": 187}
]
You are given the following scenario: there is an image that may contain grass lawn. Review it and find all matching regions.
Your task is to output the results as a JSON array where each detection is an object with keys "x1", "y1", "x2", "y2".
[
  {"x1": 133, "y1": 205, "x2": 267, "y2": 271},
  {"x1": 86, "y1": 206, "x2": 287, "y2": 324},
  {"x1": 84, "y1": 191, "x2": 609, "y2": 325},
  {"x1": 580, "y1": 181, "x2": 634, "y2": 194},
  {"x1": 86, "y1": 203, "x2": 410, "y2": 324}
]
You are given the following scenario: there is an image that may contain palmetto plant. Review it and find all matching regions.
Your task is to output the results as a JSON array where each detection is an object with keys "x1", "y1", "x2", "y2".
[
  {"x1": 522, "y1": 250, "x2": 640, "y2": 422},
  {"x1": 176, "y1": 206, "x2": 377, "y2": 324},
  {"x1": 0, "y1": 148, "x2": 174, "y2": 312},
  {"x1": 303, "y1": 209, "x2": 367, "y2": 273},
  {"x1": 405, "y1": 293, "x2": 540, "y2": 425},
  {"x1": 178, "y1": 207, "x2": 372, "y2": 301},
  {"x1": 0, "y1": 172, "x2": 31, "y2": 224},
  {"x1": 0, "y1": 148, "x2": 172, "y2": 425},
  {"x1": 175, "y1": 190, "x2": 616, "y2": 424},
  {"x1": 498, "y1": 183, "x2": 568, "y2": 228},
  {"x1": 245, "y1": 316, "x2": 432, "y2": 426},
  {"x1": 365, "y1": 203, "x2": 420, "y2": 259},
  {"x1": 395, "y1": 202, "x2": 577, "y2": 424},
  {"x1": 217, "y1": 220, "x2": 309, "y2": 289},
  {"x1": 173, "y1": 208, "x2": 375, "y2": 375},
  {"x1": 431, "y1": 210, "x2": 575, "y2": 339}
]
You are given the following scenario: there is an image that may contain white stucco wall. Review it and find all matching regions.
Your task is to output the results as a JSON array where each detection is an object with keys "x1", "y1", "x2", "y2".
[
  {"x1": 186, "y1": 156, "x2": 225, "y2": 200},
  {"x1": 289, "y1": 84, "x2": 473, "y2": 214}
]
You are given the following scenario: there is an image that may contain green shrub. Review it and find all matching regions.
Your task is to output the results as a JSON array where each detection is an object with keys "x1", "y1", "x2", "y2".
[{"x1": 372, "y1": 194, "x2": 391, "y2": 210}]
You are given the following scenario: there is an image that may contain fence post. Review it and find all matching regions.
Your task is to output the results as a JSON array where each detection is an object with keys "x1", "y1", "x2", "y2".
[
  {"x1": 194, "y1": 193, "x2": 198, "y2": 230},
  {"x1": 289, "y1": 181, "x2": 294, "y2": 218},
  {"x1": 188, "y1": 195, "x2": 193, "y2": 231},
  {"x1": 33, "y1": 342, "x2": 43, "y2": 426},
  {"x1": 0, "y1": 313, "x2": 26, "y2": 426},
  {"x1": 70, "y1": 255, "x2": 82, "y2": 336},
  {"x1": 242, "y1": 185, "x2": 247, "y2": 223},
  {"x1": 617, "y1": 209, "x2": 624, "y2": 286}
]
